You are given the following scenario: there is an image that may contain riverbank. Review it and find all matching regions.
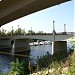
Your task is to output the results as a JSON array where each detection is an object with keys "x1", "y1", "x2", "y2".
[
  {"x1": 30, "y1": 50, "x2": 75, "y2": 75},
  {"x1": 0, "y1": 48, "x2": 74, "y2": 75}
]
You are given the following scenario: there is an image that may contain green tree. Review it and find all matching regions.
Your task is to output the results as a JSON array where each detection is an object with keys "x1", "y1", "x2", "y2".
[
  {"x1": 37, "y1": 31, "x2": 43, "y2": 35},
  {"x1": 27, "y1": 30, "x2": 35, "y2": 35},
  {"x1": 7, "y1": 31, "x2": 11, "y2": 36},
  {"x1": 0, "y1": 30, "x2": 1, "y2": 35},
  {"x1": 14, "y1": 28, "x2": 25, "y2": 35},
  {"x1": 1, "y1": 29, "x2": 6, "y2": 36}
]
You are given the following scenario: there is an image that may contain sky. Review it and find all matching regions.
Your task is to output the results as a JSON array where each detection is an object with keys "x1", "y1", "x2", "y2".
[{"x1": 0, "y1": 0, "x2": 74, "y2": 33}]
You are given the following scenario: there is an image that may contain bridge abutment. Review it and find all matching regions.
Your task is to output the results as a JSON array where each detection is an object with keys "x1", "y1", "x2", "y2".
[
  {"x1": 14, "y1": 39, "x2": 30, "y2": 53},
  {"x1": 0, "y1": 39, "x2": 12, "y2": 50},
  {"x1": 52, "y1": 41, "x2": 67, "y2": 54}
]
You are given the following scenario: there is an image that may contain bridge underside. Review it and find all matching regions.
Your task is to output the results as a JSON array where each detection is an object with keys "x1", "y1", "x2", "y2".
[{"x1": 0, "y1": 0, "x2": 70, "y2": 26}]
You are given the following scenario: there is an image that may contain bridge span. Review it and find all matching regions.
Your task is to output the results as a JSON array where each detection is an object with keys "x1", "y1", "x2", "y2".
[
  {"x1": 0, "y1": 32, "x2": 74, "y2": 54},
  {"x1": 0, "y1": 33, "x2": 74, "y2": 41}
]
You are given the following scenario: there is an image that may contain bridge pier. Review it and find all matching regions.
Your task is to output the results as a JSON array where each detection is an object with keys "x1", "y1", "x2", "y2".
[
  {"x1": 52, "y1": 41, "x2": 67, "y2": 54},
  {"x1": 13, "y1": 39, "x2": 30, "y2": 53},
  {"x1": 0, "y1": 39, "x2": 12, "y2": 51}
]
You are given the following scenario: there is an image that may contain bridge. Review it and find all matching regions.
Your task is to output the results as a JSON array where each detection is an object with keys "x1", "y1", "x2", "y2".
[
  {"x1": 0, "y1": 0, "x2": 73, "y2": 54},
  {"x1": 0, "y1": 0, "x2": 71, "y2": 26},
  {"x1": 0, "y1": 32, "x2": 74, "y2": 54}
]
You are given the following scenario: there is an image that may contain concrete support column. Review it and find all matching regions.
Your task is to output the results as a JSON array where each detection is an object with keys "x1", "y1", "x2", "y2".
[
  {"x1": 14, "y1": 39, "x2": 30, "y2": 53},
  {"x1": 0, "y1": 39, "x2": 11, "y2": 50},
  {"x1": 52, "y1": 41, "x2": 67, "y2": 54}
]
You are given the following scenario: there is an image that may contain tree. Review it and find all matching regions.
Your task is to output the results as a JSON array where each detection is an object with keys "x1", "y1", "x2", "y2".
[
  {"x1": 11, "y1": 26, "x2": 14, "y2": 36},
  {"x1": 1, "y1": 29, "x2": 6, "y2": 36},
  {"x1": 37, "y1": 31, "x2": 43, "y2": 35},
  {"x1": 27, "y1": 30, "x2": 35, "y2": 35},
  {"x1": 7, "y1": 31, "x2": 11, "y2": 36},
  {"x1": 14, "y1": 28, "x2": 26, "y2": 35}
]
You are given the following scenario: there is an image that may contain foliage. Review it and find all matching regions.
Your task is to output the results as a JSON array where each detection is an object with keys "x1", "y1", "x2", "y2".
[
  {"x1": 9, "y1": 58, "x2": 24, "y2": 75},
  {"x1": 30, "y1": 50, "x2": 75, "y2": 75},
  {"x1": 7, "y1": 31, "x2": 12, "y2": 36},
  {"x1": 36, "y1": 31, "x2": 43, "y2": 35},
  {"x1": 8, "y1": 58, "x2": 30, "y2": 75},
  {"x1": 0, "y1": 29, "x2": 6, "y2": 36},
  {"x1": 0, "y1": 27, "x2": 51, "y2": 36},
  {"x1": 14, "y1": 28, "x2": 25, "y2": 35},
  {"x1": 66, "y1": 52, "x2": 75, "y2": 75},
  {"x1": 36, "y1": 52, "x2": 52, "y2": 70},
  {"x1": 72, "y1": 41, "x2": 75, "y2": 48},
  {"x1": 21, "y1": 58, "x2": 30, "y2": 75},
  {"x1": 0, "y1": 30, "x2": 1, "y2": 35},
  {"x1": 36, "y1": 51, "x2": 68, "y2": 71},
  {"x1": 27, "y1": 30, "x2": 35, "y2": 35}
]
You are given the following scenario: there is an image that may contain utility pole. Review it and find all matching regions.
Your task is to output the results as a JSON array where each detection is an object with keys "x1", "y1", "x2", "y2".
[
  {"x1": 53, "y1": 21, "x2": 55, "y2": 31},
  {"x1": 31, "y1": 27, "x2": 32, "y2": 34},
  {"x1": 53, "y1": 21, "x2": 55, "y2": 42},
  {"x1": 64, "y1": 24, "x2": 67, "y2": 35},
  {"x1": 18, "y1": 25, "x2": 19, "y2": 35},
  {"x1": 52, "y1": 21, "x2": 55, "y2": 55},
  {"x1": 11, "y1": 26, "x2": 13, "y2": 36},
  {"x1": 64, "y1": 24, "x2": 66, "y2": 32},
  {"x1": 24, "y1": 28, "x2": 26, "y2": 36}
]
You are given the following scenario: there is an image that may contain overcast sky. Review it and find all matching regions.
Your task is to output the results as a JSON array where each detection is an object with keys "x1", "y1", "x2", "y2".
[{"x1": 0, "y1": 0, "x2": 74, "y2": 33}]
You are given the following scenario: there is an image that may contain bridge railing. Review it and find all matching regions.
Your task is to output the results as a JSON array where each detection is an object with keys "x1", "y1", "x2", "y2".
[{"x1": 0, "y1": 32, "x2": 75, "y2": 37}]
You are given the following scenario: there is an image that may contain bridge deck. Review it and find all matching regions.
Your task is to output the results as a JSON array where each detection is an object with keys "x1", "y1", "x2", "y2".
[{"x1": 0, "y1": 0, "x2": 70, "y2": 26}]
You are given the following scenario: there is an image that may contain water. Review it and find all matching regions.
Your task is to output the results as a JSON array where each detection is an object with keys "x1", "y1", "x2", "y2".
[
  {"x1": 30, "y1": 45, "x2": 52, "y2": 59},
  {"x1": 0, "y1": 54, "x2": 14, "y2": 72},
  {"x1": 0, "y1": 44, "x2": 52, "y2": 73},
  {"x1": 0, "y1": 43, "x2": 73, "y2": 73}
]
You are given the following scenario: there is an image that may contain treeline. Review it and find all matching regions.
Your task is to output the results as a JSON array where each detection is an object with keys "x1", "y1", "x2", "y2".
[
  {"x1": 0, "y1": 28, "x2": 51, "y2": 36},
  {"x1": 0, "y1": 27, "x2": 67, "y2": 36}
]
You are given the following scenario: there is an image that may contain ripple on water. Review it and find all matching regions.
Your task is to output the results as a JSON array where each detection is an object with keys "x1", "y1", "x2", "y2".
[{"x1": 0, "y1": 54, "x2": 14, "y2": 72}]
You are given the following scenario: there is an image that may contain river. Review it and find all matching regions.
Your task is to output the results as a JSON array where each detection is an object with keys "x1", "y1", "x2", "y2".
[
  {"x1": 0, "y1": 44, "x2": 52, "y2": 73},
  {"x1": 0, "y1": 43, "x2": 73, "y2": 73}
]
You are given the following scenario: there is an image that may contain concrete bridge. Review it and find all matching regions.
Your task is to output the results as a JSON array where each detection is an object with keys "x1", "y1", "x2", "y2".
[
  {"x1": 0, "y1": 0, "x2": 71, "y2": 26},
  {"x1": 0, "y1": 0, "x2": 72, "y2": 54},
  {"x1": 0, "y1": 32, "x2": 74, "y2": 54}
]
